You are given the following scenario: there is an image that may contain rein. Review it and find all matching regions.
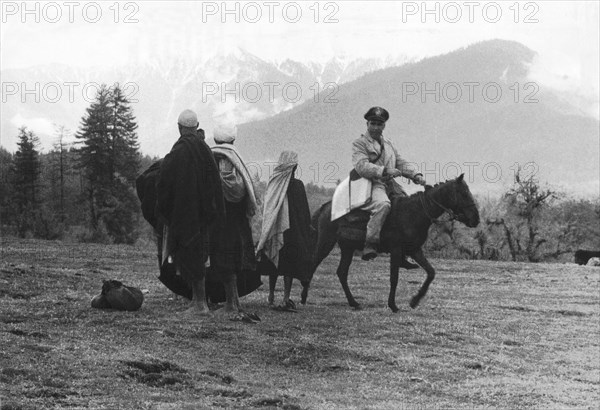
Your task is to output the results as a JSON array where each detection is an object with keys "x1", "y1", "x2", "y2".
[
  {"x1": 419, "y1": 192, "x2": 454, "y2": 224},
  {"x1": 418, "y1": 185, "x2": 476, "y2": 224}
]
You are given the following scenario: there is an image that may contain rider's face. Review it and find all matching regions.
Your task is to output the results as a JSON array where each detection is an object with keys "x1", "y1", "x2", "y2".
[{"x1": 367, "y1": 120, "x2": 385, "y2": 138}]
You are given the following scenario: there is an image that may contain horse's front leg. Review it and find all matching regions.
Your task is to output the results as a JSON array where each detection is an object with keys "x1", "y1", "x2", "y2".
[
  {"x1": 388, "y1": 250, "x2": 403, "y2": 312},
  {"x1": 408, "y1": 248, "x2": 434, "y2": 309},
  {"x1": 300, "y1": 280, "x2": 310, "y2": 305},
  {"x1": 337, "y1": 247, "x2": 360, "y2": 309}
]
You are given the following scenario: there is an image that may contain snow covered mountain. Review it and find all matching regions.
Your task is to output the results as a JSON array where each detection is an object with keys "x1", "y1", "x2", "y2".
[{"x1": 0, "y1": 48, "x2": 410, "y2": 155}]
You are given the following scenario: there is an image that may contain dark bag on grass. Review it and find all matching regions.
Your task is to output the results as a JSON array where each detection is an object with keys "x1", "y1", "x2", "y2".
[{"x1": 91, "y1": 280, "x2": 144, "y2": 311}]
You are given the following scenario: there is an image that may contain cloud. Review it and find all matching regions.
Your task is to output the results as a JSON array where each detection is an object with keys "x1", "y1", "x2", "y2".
[
  {"x1": 528, "y1": 51, "x2": 600, "y2": 119},
  {"x1": 5, "y1": 114, "x2": 56, "y2": 152}
]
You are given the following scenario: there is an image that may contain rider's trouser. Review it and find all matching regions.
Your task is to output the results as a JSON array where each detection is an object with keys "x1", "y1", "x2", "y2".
[{"x1": 361, "y1": 184, "x2": 391, "y2": 245}]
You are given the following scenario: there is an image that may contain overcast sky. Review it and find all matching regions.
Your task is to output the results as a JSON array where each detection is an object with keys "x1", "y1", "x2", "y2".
[{"x1": 2, "y1": 1, "x2": 598, "y2": 114}]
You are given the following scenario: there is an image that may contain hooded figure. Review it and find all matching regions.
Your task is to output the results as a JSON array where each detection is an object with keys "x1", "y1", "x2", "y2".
[
  {"x1": 209, "y1": 125, "x2": 262, "y2": 317},
  {"x1": 256, "y1": 151, "x2": 315, "y2": 312}
]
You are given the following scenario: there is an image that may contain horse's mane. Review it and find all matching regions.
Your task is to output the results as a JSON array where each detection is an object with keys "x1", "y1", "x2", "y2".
[{"x1": 406, "y1": 179, "x2": 454, "y2": 200}]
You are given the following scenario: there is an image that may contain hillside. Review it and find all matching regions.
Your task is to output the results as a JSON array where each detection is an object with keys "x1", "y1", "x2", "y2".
[{"x1": 237, "y1": 40, "x2": 599, "y2": 196}]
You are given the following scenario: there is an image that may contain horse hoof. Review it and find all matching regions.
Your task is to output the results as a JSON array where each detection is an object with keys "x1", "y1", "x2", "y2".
[
  {"x1": 388, "y1": 304, "x2": 399, "y2": 313},
  {"x1": 351, "y1": 304, "x2": 362, "y2": 310},
  {"x1": 409, "y1": 298, "x2": 419, "y2": 309}
]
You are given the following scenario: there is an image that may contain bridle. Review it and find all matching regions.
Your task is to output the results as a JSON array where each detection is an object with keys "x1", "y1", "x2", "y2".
[{"x1": 419, "y1": 186, "x2": 477, "y2": 225}]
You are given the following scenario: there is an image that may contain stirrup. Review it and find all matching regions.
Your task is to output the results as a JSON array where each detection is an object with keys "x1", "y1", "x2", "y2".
[{"x1": 362, "y1": 244, "x2": 378, "y2": 261}]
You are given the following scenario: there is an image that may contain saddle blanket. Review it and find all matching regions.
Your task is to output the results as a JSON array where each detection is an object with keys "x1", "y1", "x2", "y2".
[
  {"x1": 337, "y1": 210, "x2": 370, "y2": 243},
  {"x1": 331, "y1": 176, "x2": 372, "y2": 221}
]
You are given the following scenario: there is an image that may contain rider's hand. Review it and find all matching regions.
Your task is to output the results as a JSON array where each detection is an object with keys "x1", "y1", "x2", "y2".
[
  {"x1": 383, "y1": 168, "x2": 402, "y2": 179},
  {"x1": 413, "y1": 174, "x2": 426, "y2": 186}
]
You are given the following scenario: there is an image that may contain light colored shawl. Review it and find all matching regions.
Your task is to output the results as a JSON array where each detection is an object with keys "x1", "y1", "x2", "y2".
[
  {"x1": 256, "y1": 151, "x2": 298, "y2": 266},
  {"x1": 211, "y1": 144, "x2": 258, "y2": 219}
]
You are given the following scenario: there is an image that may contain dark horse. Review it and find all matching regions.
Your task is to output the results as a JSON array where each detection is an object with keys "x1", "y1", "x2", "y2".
[{"x1": 306, "y1": 174, "x2": 480, "y2": 312}]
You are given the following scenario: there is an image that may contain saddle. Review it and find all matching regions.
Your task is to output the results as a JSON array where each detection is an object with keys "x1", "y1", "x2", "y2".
[
  {"x1": 337, "y1": 210, "x2": 370, "y2": 243},
  {"x1": 337, "y1": 192, "x2": 407, "y2": 248}
]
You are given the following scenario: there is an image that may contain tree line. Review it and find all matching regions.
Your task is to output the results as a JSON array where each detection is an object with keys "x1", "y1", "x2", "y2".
[
  {"x1": 1, "y1": 84, "x2": 598, "y2": 261},
  {"x1": 1, "y1": 84, "x2": 150, "y2": 244}
]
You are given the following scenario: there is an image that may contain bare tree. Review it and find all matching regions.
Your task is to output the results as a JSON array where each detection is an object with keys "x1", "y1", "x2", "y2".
[
  {"x1": 52, "y1": 124, "x2": 73, "y2": 222},
  {"x1": 503, "y1": 166, "x2": 559, "y2": 262}
]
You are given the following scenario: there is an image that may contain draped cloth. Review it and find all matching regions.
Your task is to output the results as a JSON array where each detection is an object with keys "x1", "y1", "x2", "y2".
[
  {"x1": 256, "y1": 151, "x2": 298, "y2": 266},
  {"x1": 257, "y1": 178, "x2": 314, "y2": 281},
  {"x1": 135, "y1": 141, "x2": 261, "y2": 302},
  {"x1": 211, "y1": 144, "x2": 258, "y2": 222},
  {"x1": 209, "y1": 142, "x2": 260, "y2": 289},
  {"x1": 156, "y1": 132, "x2": 225, "y2": 283}
]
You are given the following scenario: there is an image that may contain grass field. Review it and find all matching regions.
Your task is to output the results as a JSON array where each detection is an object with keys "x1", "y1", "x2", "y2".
[{"x1": 1, "y1": 238, "x2": 599, "y2": 409}]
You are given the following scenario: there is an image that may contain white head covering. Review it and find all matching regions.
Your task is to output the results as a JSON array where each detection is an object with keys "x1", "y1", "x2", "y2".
[
  {"x1": 256, "y1": 150, "x2": 299, "y2": 265},
  {"x1": 177, "y1": 109, "x2": 198, "y2": 128},
  {"x1": 214, "y1": 125, "x2": 237, "y2": 144},
  {"x1": 275, "y1": 150, "x2": 298, "y2": 172}
]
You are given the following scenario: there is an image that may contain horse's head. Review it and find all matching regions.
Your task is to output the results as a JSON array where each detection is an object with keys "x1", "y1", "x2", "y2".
[{"x1": 447, "y1": 174, "x2": 480, "y2": 227}]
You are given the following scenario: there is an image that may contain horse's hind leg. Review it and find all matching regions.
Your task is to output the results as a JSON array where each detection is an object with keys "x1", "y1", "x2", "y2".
[
  {"x1": 388, "y1": 251, "x2": 403, "y2": 313},
  {"x1": 337, "y1": 247, "x2": 360, "y2": 309},
  {"x1": 282, "y1": 275, "x2": 293, "y2": 305},
  {"x1": 408, "y1": 249, "x2": 435, "y2": 309},
  {"x1": 268, "y1": 274, "x2": 277, "y2": 306},
  {"x1": 300, "y1": 280, "x2": 310, "y2": 305}
]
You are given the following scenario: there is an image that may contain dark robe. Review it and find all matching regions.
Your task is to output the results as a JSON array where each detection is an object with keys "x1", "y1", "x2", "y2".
[
  {"x1": 156, "y1": 131, "x2": 225, "y2": 284},
  {"x1": 136, "y1": 144, "x2": 261, "y2": 302},
  {"x1": 209, "y1": 153, "x2": 260, "y2": 286},
  {"x1": 136, "y1": 159, "x2": 162, "y2": 231},
  {"x1": 258, "y1": 178, "x2": 315, "y2": 282}
]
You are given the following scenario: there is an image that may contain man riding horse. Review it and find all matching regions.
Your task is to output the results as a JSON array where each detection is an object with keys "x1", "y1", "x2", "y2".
[
  {"x1": 352, "y1": 106, "x2": 427, "y2": 261},
  {"x1": 310, "y1": 107, "x2": 480, "y2": 310}
]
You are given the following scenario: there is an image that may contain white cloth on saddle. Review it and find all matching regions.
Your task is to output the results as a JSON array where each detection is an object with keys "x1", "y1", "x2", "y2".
[
  {"x1": 331, "y1": 176, "x2": 372, "y2": 221},
  {"x1": 211, "y1": 144, "x2": 258, "y2": 220},
  {"x1": 255, "y1": 151, "x2": 297, "y2": 266}
]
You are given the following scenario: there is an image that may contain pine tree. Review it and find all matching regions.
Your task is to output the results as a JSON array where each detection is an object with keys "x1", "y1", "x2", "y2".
[
  {"x1": 11, "y1": 127, "x2": 41, "y2": 236},
  {"x1": 110, "y1": 86, "x2": 140, "y2": 184},
  {"x1": 0, "y1": 147, "x2": 14, "y2": 230},
  {"x1": 76, "y1": 84, "x2": 141, "y2": 243},
  {"x1": 48, "y1": 124, "x2": 73, "y2": 222}
]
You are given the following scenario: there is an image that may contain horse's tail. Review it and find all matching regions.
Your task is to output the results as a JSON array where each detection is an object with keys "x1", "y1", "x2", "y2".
[
  {"x1": 311, "y1": 200, "x2": 332, "y2": 230},
  {"x1": 311, "y1": 201, "x2": 337, "y2": 271}
]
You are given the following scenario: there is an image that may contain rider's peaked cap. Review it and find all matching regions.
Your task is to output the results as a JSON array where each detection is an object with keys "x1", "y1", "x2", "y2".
[{"x1": 364, "y1": 107, "x2": 389, "y2": 122}]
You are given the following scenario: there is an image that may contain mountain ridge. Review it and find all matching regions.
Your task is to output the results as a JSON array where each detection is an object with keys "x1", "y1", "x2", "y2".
[
  {"x1": 1, "y1": 49, "x2": 409, "y2": 155},
  {"x1": 235, "y1": 40, "x2": 599, "y2": 197}
]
